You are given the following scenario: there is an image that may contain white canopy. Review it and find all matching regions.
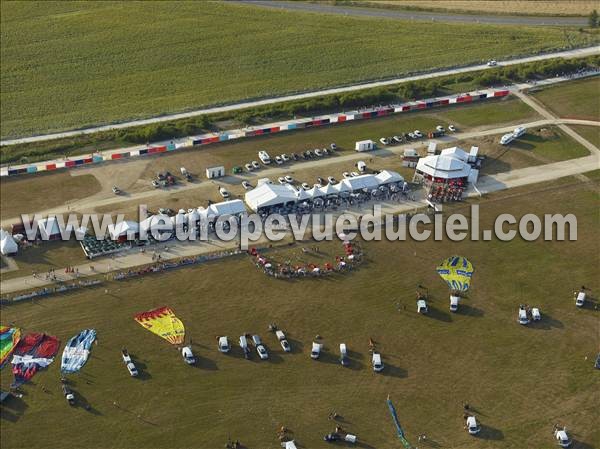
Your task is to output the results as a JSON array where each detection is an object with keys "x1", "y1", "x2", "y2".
[
  {"x1": 318, "y1": 183, "x2": 338, "y2": 197},
  {"x1": 416, "y1": 153, "x2": 472, "y2": 179},
  {"x1": 440, "y1": 146, "x2": 469, "y2": 162},
  {"x1": 0, "y1": 229, "x2": 18, "y2": 255},
  {"x1": 375, "y1": 170, "x2": 404, "y2": 185},
  {"x1": 340, "y1": 174, "x2": 379, "y2": 191},
  {"x1": 140, "y1": 214, "x2": 171, "y2": 233},
  {"x1": 108, "y1": 221, "x2": 139, "y2": 239},
  {"x1": 37, "y1": 216, "x2": 73, "y2": 239},
  {"x1": 245, "y1": 184, "x2": 299, "y2": 211},
  {"x1": 203, "y1": 199, "x2": 247, "y2": 219}
]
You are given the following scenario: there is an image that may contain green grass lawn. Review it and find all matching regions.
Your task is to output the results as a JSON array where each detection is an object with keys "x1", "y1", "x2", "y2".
[
  {"x1": 0, "y1": 1, "x2": 594, "y2": 139},
  {"x1": 570, "y1": 124, "x2": 600, "y2": 148},
  {"x1": 1, "y1": 173, "x2": 598, "y2": 449},
  {"x1": 530, "y1": 77, "x2": 600, "y2": 120}
]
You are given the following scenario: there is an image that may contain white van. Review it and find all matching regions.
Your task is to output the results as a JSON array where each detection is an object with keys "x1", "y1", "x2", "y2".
[
  {"x1": 258, "y1": 150, "x2": 271, "y2": 165},
  {"x1": 239, "y1": 335, "x2": 250, "y2": 358},
  {"x1": 181, "y1": 346, "x2": 196, "y2": 365},
  {"x1": 417, "y1": 299, "x2": 428, "y2": 314},
  {"x1": 500, "y1": 133, "x2": 515, "y2": 145},
  {"x1": 311, "y1": 342, "x2": 322, "y2": 359},
  {"x1": 513, "y1": 126, "x2": 526, "y2": 138},
  {"x1": 554, "y1": 428, "x2": 572, "y2": 447},
  {"x1": 356, "y1": 161, "x2": 367, "y2": 173},
  {"x1": 518, "y1": 307, "x2": 530, "y2": 325},
  {"x1": 450, "y1": 295, "x2": 460, "y2": 312},
  {"x1": 466, "y1": 416, "x2": 481, "y2": 435},
  {"x1": 218, "y1": 336, "x2": 230, "y2": 353},
  {"x1": 339, "y1": 343, "x2": 349, "y2": 366},
  {"x1": 372, "y1": 352, "x2": 384, "y2": 372},
  {"x1": 575, "y1": 291, "x2": 586, "y2": 307}
]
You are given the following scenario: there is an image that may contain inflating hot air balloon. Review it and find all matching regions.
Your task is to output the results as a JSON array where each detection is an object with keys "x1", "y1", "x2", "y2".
[
  {"x1": 134, "y1": 306, "x2": 185, "y2": 345},
  {"x1": 0, "y1": 325, "x2": 21, "y2": 369},
  {"x1": 61, "y1": 329, "x2": 97, "y2": 374},
  {"x1": 11, "y1": 333, "x2": 60, "y2": 387},
  {"x1": 437, "y1": 256, "x2": 474, "y2": 312}
]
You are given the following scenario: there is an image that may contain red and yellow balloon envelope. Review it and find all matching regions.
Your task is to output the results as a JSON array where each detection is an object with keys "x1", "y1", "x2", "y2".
[
  {"x1": 0, "y1": 325, "x2": 21, "y2": 369},
  {"x1": 134, "y1": 306, "x2": 185, "y2": 345}
]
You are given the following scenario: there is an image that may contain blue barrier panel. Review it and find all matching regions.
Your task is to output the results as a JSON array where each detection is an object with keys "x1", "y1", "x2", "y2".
[{"x1": 27, "y1": 166, "x2": 38, "y2": 173}]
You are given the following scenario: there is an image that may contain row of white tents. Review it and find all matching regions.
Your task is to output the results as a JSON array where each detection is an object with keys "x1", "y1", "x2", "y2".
[{"x1": 245, "y1": 170, "x2": 404, "y2": 212}]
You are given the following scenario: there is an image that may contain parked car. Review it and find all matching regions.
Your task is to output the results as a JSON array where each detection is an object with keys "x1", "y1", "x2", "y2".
[
  {"x1": 219, "y1": 187, "x2": 230, "y2": 199},
  {"x1": 252, "y1": 335, "x2": 268, "y2": 360},
  {"x1": 356, "y1": 161, "x2": 367, "y2": 173},
  {"x1": 532, "y1": 308, "x2": 541, "y2": 321},
  {"x1": 372, "y1": 352, "x2": 384, "y2": 372},
  {"x1": 466, "y1": 416, "x2": 481, "y2": 435},
  {"x1": 417, "y1": 299, "x2": 428, "y2": 314},
  {"x1": 281, "y1": 154, "x2": 290, "y2": 162},
  {"x1": 239, "y1": 335, "x2": 250, "y2": 359},
  {"x1": 218, "y1": 336, "x2": 231, "y2": 353},
  {"x1": 251, "y1": 160, "x2": 261, "y2": 170},
  {"x1": 245, "y1": 163, "x2": 254, "y2": 172},
  {"x1": 232, "y1": 166, "x2": 243, "y2": 175},
  {"x1": 301, "y1": 182, "x2": 311, "y2": 190},
  {"x1": 291, "y1": 153, "x2": 299, "y2": 161},
  {"x1": 393, "y1": 135, "x2": 403, "y2": 143},
  {"x1": 121, "y1": 348, "x2": 138, "y2": 377},
  {"x1": 407, "y1": 132, "x2": 416, "y2": 140},
  {"x1": 317, "y1": 177, "x2": 325, "y2": 185},
  {"x1": 327, "y1": 176, "x2": 337, "y2": 184},
  {"x1": 275, "y1": 330, "x2": 291, "y2": 352},
  {"x1": 112, "y1": 186, "x2": 121, "y2": 195},
  {"x1": 379, "y1": 137, "x2": 391, "y2": 145},
  {"x1": 414, "y1": 130, "x2": 423, "y2": 138},
  {"x1": 554, "y1": 427, "x2": 572, "y2": 447},
  {"x1": 575, "y1": 290, "x2": 586, "y2": 307},
  {"x1": 278, "y1": 177, "x2": 287, "y2": 184},
  {"x1": 284, "y1": 175, "x2": 294, "y2": 183},
  {"x1": 351, "y1": 171, "x2": 360, "y2": 177},
  {"x1": 242, "y1": 181, "x2": 253, "y2": 190},
  {"x1": 448, "y1": 124, "x2": 457, "y2": 132},
  {"x1": 343, "y1": 171, "x2": 351, "y2": 179},
  {"x1": 314, "y1": 148, "x2": 324, "y2": 157},
  {"x1": 181, "y1": 346, "x2": 196, "y2": 365},
  {"x1": 518, "y1": 307, "x2": 530, "y2": 325},
  {"x1": 450, "y1": 295, "x2": 459, "y2": 312},
  {"x1": 258, "y1": 151, "x2": 271, "y2": 165},
  {"x1": 322, "y1": 148, "x2": 330, "y2": 156},
  {"x1": 275, "y1": 155, "x2": 283, "y2": 165},
  {"x1": 62, "y1": 384, "x2": 75, "y2": 406},
  {"x1": 436, "y1": 125, "x2": 445, "y2": 132},
  {"x1": 330, "y1": 143, "x2": 337, "y2": 151},
  {"x1": 151, "y1": 180, "x2": 160, "y2": 188},
  {"x1": 339, "y1": 343, "x2": 349, "y2": 367},
  {"x1": 311, "y1": 342, "x2": 322, "y2": 359},
  {"x1": 487, "y1": 59, "x2": 497, "y2": 67}
]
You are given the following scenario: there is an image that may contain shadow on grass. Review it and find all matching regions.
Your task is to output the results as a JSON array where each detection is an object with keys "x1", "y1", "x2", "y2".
[
  {"x1": 426, "y1": 305, "x2": 453, "y2": 323},
  {"x1": 129, "y1": 355, "x2": 152, "y2": 380},
  {"x1": 460, "y1": 304, "x2": 485, "y2": 318},
  {"x1": 73, "y1": 389, "x2": 103, "y2": 416},
  {"x1": 0, "y1": 396, "x2": 28, "y2": 422},
  {"x1": 194, "y1": 354, "x2": 219, "y2": 371},
  {"x1": 479, "y1": 424, "x2": 504, "y2": 441},
  {"x1": 572, "y1": 439, "x2": 596, "y2": 449},
  {"x1": 529, "y1": 313, "x2": 564, "y2": 330},
  {"x1": 382, "y1": 362, "x2": 407, "y2": 378}
]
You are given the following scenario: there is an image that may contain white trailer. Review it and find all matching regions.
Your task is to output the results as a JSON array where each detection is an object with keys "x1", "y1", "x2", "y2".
[{"x1": 355, "y1": 140, "x2": 375, "y2": 152}]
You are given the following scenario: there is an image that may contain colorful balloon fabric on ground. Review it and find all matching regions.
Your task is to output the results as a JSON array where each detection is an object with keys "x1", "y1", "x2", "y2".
[
  {"x1": 436, "y1": 256, "x2": 474, "y2": 292},
  {"x1": 61, "y1": 329, "x2": 97, "y2": 374},
  {"x1": 0, "y1": 325, "x2": 21, "y2": 369},
  {"x1": 134, "y1": 306, "x2": 185, "y2": 345},
  {"x1": 11, "y1": 333, "x2": 60, "y2": 387}
]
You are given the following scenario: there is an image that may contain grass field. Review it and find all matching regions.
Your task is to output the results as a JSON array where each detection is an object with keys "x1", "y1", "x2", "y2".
[
  {"x1": 1, "y1": 173, "x2": 599, "y2": 449},
  {"x1": 1, "y1": 1, "x2": 594, "y2": 139},
  {"x1": 355, "y1": 1, "x2": 600, "y2": 16},
  {"x1": 530, "y1": 77, "x2": 600, "y2": 120},
  {"x1": 571, "y1": 124, "x2": 600, "y2": 147}
]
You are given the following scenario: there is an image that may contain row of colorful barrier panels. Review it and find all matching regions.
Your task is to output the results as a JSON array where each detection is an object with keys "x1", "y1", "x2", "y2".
[{"x1": 1, "y1": 89, "x2": 509, "y2": 177}]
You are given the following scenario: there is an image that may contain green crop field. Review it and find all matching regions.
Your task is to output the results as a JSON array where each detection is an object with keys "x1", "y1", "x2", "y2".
[
  {"x1": 1, "y1": 174, "x2": 599, "y2": 449},
  {"x1": 531, "y1": 76, "x2": 600, "y2": 120},
  {"x1": 1, "y1": 1, "x2": 595, "y2": 139}
]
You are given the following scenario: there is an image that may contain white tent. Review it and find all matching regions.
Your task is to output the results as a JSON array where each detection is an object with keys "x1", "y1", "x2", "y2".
[
  {"x1": 170, "y1": 210, "x2": 187, "y2": 226},
  {"x1": 416, "y1": 153, "x2": 471, "y2": 180},
  {"x1": 0, "y1": 229, "x2": 18, "y2": 255},
  {"x1": 318, "y1": 183, "x2": 338, "y2": 197},
  {"x1": 334, "y1": 181, "x2": 352, "y2": 195},
  {"x1": 340, "y1": 174, "x2": 379, "y2": 191},
  {"x1": 37, "y1": 217, "x2": 73, "y2": 240},
  {"x1": 186, "y1": 208, "x2": 201, "y2": 223},
  {"x1": 305, "y1": 186, "x2": 325, "y2": 199},
  {"x1": 245, "y1": 184, "x2": 299, "y2": 211},
  {"x1": 108, "y1": 221, "x2": 139, "y2": 240},
  {"x1": 440, "y1": 146, "x2": 469, "y2": 162},
  {"x1": 204, "y1": 199, "x2": 247, "y2": 219},
  {"x1": 375, "y1": 170, "x2": 404, "y2": 185},
  {"x1": 139, "y1": 214, "x2": 171, "y2": 233}
]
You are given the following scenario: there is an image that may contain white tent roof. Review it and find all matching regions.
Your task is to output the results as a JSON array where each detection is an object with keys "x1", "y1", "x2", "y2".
[
  {"x1": 108, "y1": 221, "x2": 139, "y2": 239},
  {"x1": 334, "y1": 181, "x2": 352, "y2": 194},
  {"x1": 341, "y1": 174, "x2": 379, "y2": 191},
  {"x1": 416, "y1": 154, "x2": 471, "y2": 179},
  {"x1": 245, "y1": 184, "x2": 298, "y2": 211},
  {"x1": 204, "y1": 199, "x2": 247, "y2": 218},
  {"x1": 37, "y1": 216, "x2": 73, "y2": 239},
  {"x1": 140, "y1": 214, "x2": 171, "y2": 232},
  {"x1": 305, "y1": 186, "x2": 325, "y2": 199},
  {"x1": 375, "y1": 170, "x2": 404, "y2": 185},
  {"x1": 186, "y1": 208, "x2": 201, "y2": 222},
  {"x1": 318, "y1": 183, "x2": 338, "y2": 197},
  {"x1": 0, "y1": 230, "x2": 18, "y2": 255},
  {"x1": 440, "y1": 146, "x2": 469, "y2": 162}
]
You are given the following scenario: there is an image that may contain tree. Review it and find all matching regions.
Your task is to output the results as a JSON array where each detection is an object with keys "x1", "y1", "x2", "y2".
[{"x1": 589, "y1": 9, "x2": 599, "y2": 28}]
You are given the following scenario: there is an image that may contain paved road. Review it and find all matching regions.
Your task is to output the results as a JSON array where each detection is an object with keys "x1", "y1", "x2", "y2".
[
  {"x1": 2, "y1": 45, "x2": 598, "y2": 146},
  {"x1": 235, "y1": 1, "x2": 590, "y2": 26}
]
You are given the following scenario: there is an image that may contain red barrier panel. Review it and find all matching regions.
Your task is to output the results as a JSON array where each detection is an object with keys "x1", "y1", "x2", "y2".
[
  {"x1": 338, "y1": 115, "x2": 346, "y2": 122},
  {"x1": 417, "y1": 103, "x2": 426, "y2": 109},
  {"x1": 361, "y1": 112, "x2": 371, "y2": 119},
  {"x1": 440, "y1": 99, "x2": 450, "y2": 105},
  {"x1": 84, "y1": 157, "x2": 93, "y2": 163},
  {"x1": 111, "y1": 153, "x2": 122, "y2": 159},
  {"x1": 457, "y1": 95, "x2": 473, "y2": 103},
  {"x1": 270, "y1": 127, "x2": 280, "y2": 133},
  {"x1": 494, "y1": 90, "x2": 509, "y2": 97},
  {"x1": 402, "y1": 105, "x2": 411, "y2": 111},
  {"x1": 155, "y1": 146, "x2": 167, "y2": 152},
  {"x1": 46, "y1": 164, "x2": 56, "y2": 170},
  {"x1": 65, "y1": 160, "x2": 76, "y2": 167}
]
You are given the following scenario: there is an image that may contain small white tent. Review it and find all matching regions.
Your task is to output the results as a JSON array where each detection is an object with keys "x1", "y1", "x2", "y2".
[
  {"x1": 0, "y1": 229, "x2": 18, "y2": 255},
  {"x1": 108, "y1": 221, "x2": 139, "y2": 241}
]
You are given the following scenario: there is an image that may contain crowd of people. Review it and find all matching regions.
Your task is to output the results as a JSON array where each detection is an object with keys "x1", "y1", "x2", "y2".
[
  {"x1": 1, "y1": 279, "x2": 103, "y2": 303},
  {"x1": 427, "y1": 180, "x2": 465, "y2": 203},
  {"x1": 249, "y1": 241, "x2": 363, "y2": 279},
  {"x1": 112, "y1": 249, "x2": 243, "y2": 281}
]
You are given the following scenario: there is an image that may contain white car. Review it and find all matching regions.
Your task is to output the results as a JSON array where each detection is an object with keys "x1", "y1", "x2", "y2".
[
  {"x1": 466, "y1": 416, "x2": 481, "y2": 435},
  {"x1": 450, "y1": 295, "x2": 459, "y2": 312},
  {"x1": 532, "y1": 308, "x2": 541, "y2": 321},
  {"x1": 487, "y1": 59, "x2": 497, "y2": 67},
  {"x1": 218, "y1": 187, "x2": 230, "y2": 199},
  {"x1": 181, "y1": 346, "x2": 196, "y2": 365},
  {"x1": 322, "y1": 148, "x2": 330, "y2": 156},
  {"x1": 218, "y1": 336, "x2": 231, "y2": 353},
  {"x1": 258, "y1": 151, "x2": 271, "y2": 165},
  {"x1": 239, "y1": 335, "x2": 250, "y2": 359},
  {"x1": 407, "y1": 132, "x2": 416, "y2": 139},
  {"x1": 356, "y1": 161, "x2": 367, "y2": 173},
  {"x1": 112, "y1": 185, "x2": 121, "y2": 194},
  {"x1": 393, "y1": 135, "x2": 403, "y2": 143},
  {"x1": 251, "y1": 160, "x2": 261, "y2": 170},
  {"x1": 436, "y1": 125, "x2": 445, "y2": 132},
  {"x1": 448, "y1": 125, "x2": 457, "y2": 132},
  {"x1": 121, "y1": 349, "x2": 138, "y2": 377},
  {"x1": 518, "y1": 307, "x2": 530, "y2": 325},
  {"x1": 311, "y1": 342, "x2": 322, "y2": 359},
  {"x1": 275, "y1": 155, "x2": 283, "y2": 165},
  {"x1": 372, "y1": 352, "x2": 384, "y2": 372},
  {"x1": 339, "y1": 343, "x2": 349, "y2": 367},
  {"x1": 413, "y1": 130, "x2": 423, "y2": 138},
  {"x1": 554, "y1": 428, "x2": 572, "y2": 448},
  {"x1": 314, "y1": 148, "x2": 323, "y2": 157},
  {"x1": 278, "y1": 176, "x2": 286, "y2": 184},
  {"x1": 301, "y1": 182, "x2": 311, "y2": 190},
  {"x1": 575, "y1": 290, "x2": 586, "y2": 307},
  {"x1": 327, "y1": 176, "x2": 337, "y2": 184},
  {"x1": 242, "y1": 181, "x2": 253, "y2": 190},
  {"x1": 284, "y1": 175, "x2": 294, "y2": 183},
  {"x1": 275, "y1": 330, "x2": 291, "y2": 352},
  {"x1": 245, "y1": 163, "x2": 253, "y2": 172},
  {"x1": 151, "y1": 180, "x2": 160, "y2": 188},
  {"x1": 281, "y1": 154, "x2": 290, "y2": 162},
  {"x1": 379, "y1": 137, "x2": 390, "y2": 145},
  {"x1": 417, "y1": 299, "x2": 428, "y2": 314},
  {"x1": 343, "y1": 172, "x2": 351, "y2": 179},
  {"x1": 252, "y1": 335, "x2": 268, "y2": 360},
  {"x1": 330, "y1": 143, "x2": 337, "y2": 151}
]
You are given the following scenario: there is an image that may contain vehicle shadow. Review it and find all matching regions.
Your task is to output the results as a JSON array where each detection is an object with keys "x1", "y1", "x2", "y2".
[
  {"x1": 73, "y1": 389, "x2": 102, "y2": 416},
  {"x1": 287, "y1": 337, "x2": 305, "y2": 354},
  {"x1": 529, "y1": 313, "x2": 564, "y2": 330},
  {"x1": 460, "y1": 304, "x2": 485, "y2": 318},
  {"x1": 0, "y1": 396, "x2": 27, "y2": 422},
  {"x1": 194, "y1": 354, "x2": 219, "y2": 371},
  {"x1": 130, "y1": 355, "x2": 152, "y2": 380},
  {"x1": 479, "y1": 424, "x2": 504, "y2": 441},
  {"x1": 382, "y1": 362, "x2": 407, "y2": 378},
  {"x1": 426, "y1": 306, "x2": 453, "y2": 322}
]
